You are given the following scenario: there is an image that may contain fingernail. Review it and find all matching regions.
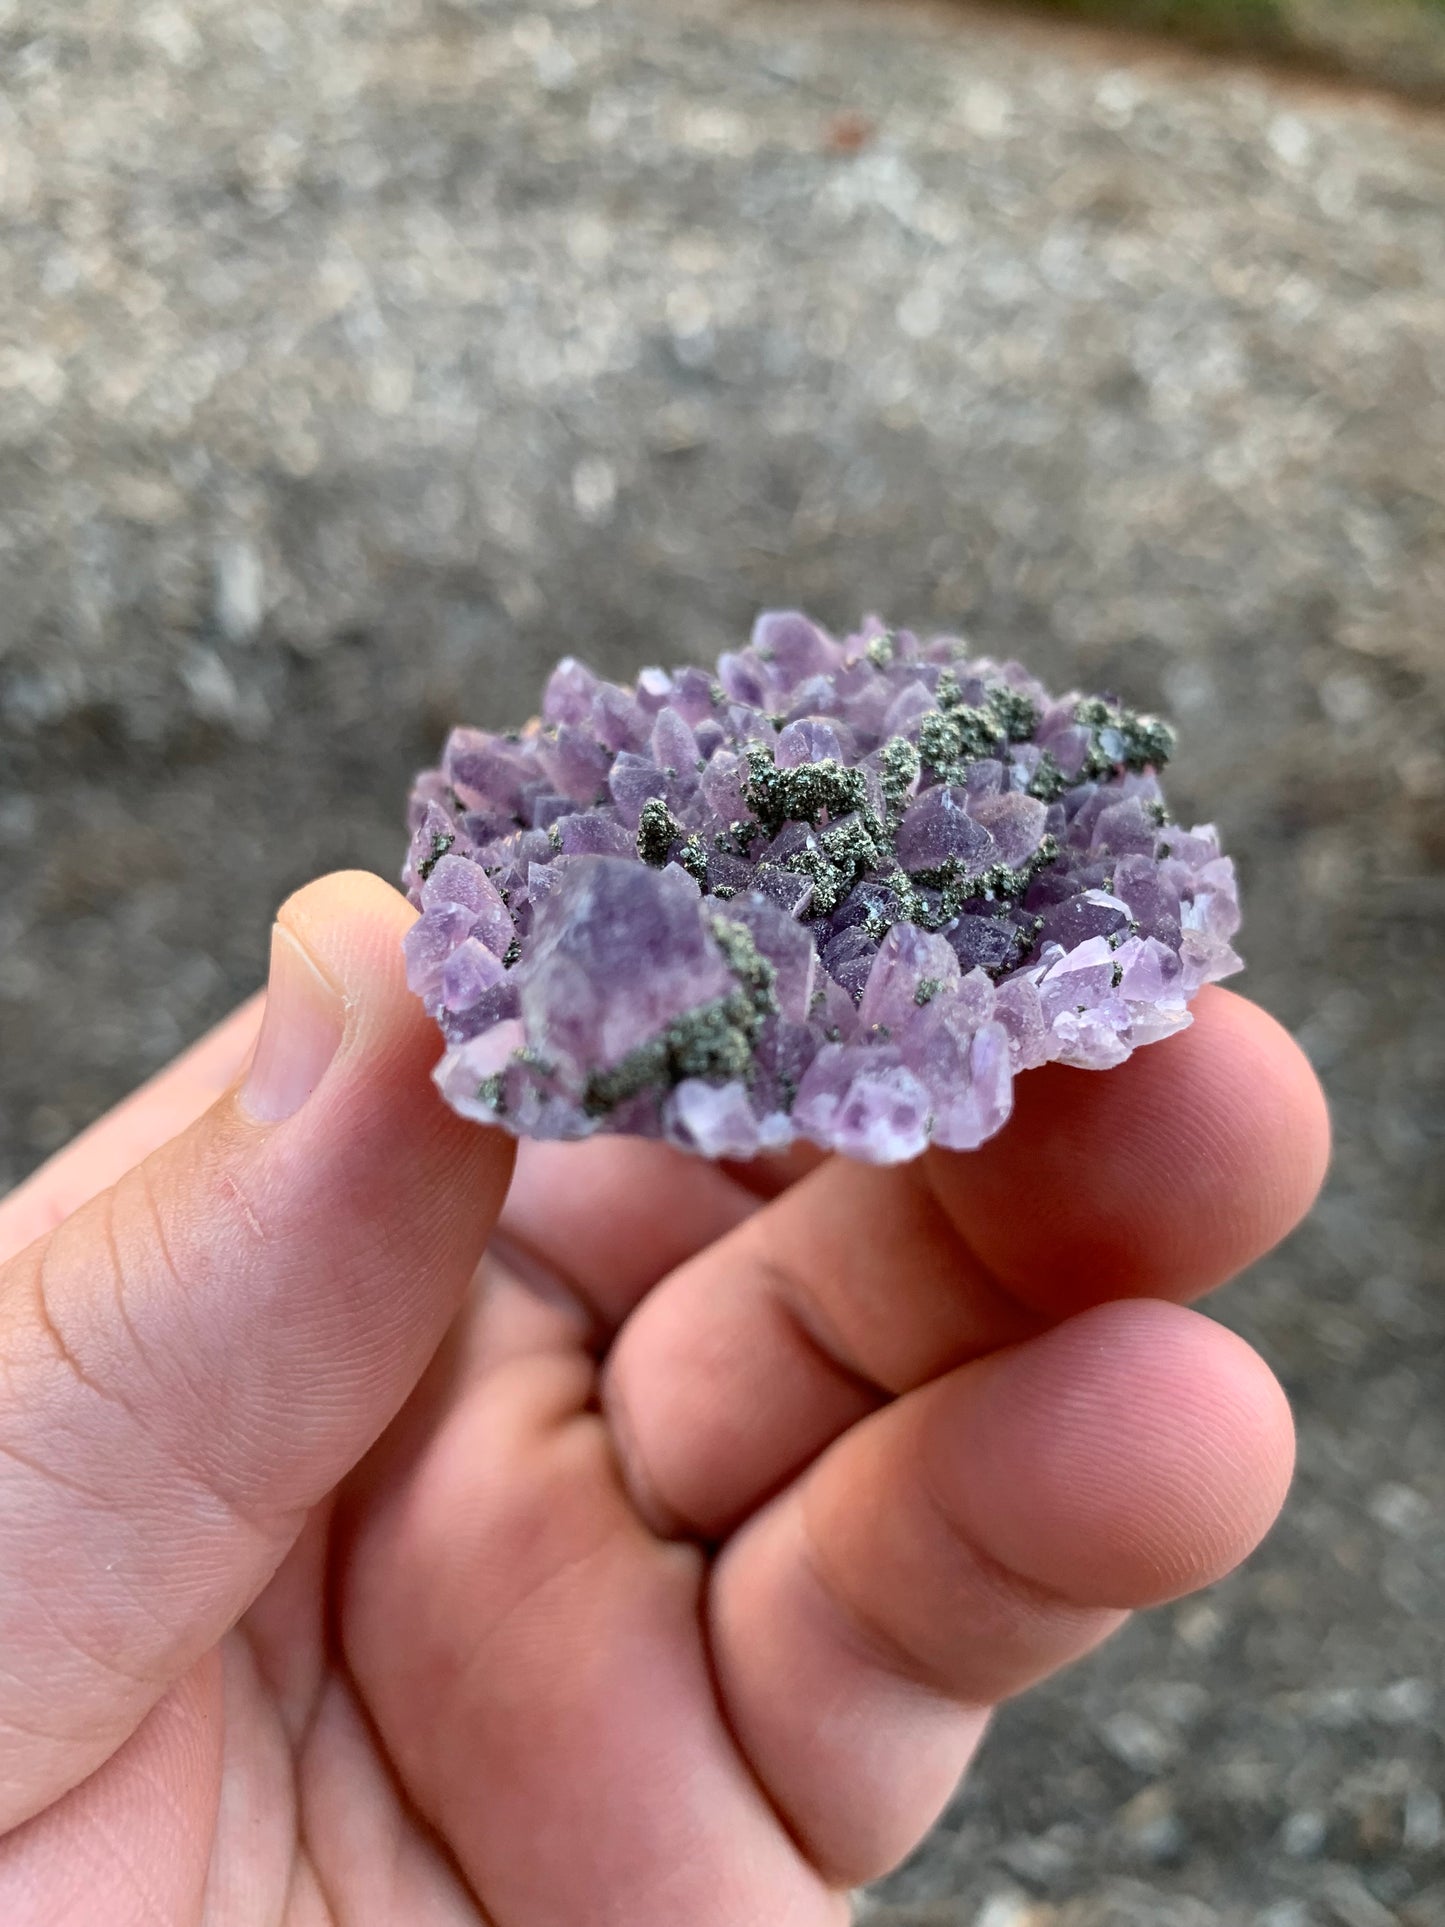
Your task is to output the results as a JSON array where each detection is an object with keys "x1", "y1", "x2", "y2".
[{"x1": 239, "y1": 924, "x2": 347, "y2": 1123}]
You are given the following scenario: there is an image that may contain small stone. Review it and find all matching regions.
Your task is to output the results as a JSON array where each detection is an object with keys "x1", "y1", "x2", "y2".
[
  {"x1": 213, "y1": 537, "x2": 265, "y2": 641},
  {"x1": 1115, "y1": 1784, "x2": 1185, "y2": 1863},
  {"x1": 1280, "y1": 1810, "x2": 1329, "y2": 1859},
  {"x1": 972, "y1": 1893, "x2": 1045, "y2": 1927},
  {"x1": 1099, "y1": 1710, "x2": 1177, "y2": 1773},
  {"x1": 404, "y1": 611, "x2": 1238, "y2": 1162},
  {"x1": 1322, "y1": 1872, "x2": 1402, "y2": 1927},
  {"x1": 1258, "y1": 1906, "x2": 1318, "y2": 1927},
  {"x1": 1403, "y1": 1888, "x2": 1445, "y2": 1927},
  {"x1": 1373, "y1": 1678, "x2": 1435, "y2": 1726},
  {"x1": 1368, "y1": 1484, "x2": 1432, "y2": 1537},
  {"x1": 1404, "y1": 1789, "x2": 1444, "y2": 1853}
]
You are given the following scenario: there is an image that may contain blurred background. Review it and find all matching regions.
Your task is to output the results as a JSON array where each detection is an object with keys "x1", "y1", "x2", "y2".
[
  {"x1": 1020, "y1": 0, "x2": 1445, "y2": 99},
  {"x1": 0, "y1": 0, "x2": 1441, "y2": 1920}
]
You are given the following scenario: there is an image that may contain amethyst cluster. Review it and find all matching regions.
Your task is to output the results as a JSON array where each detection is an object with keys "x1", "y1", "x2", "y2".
[{"x1": 403, "y1": 612, "x2": 1241, "y2": 1164}]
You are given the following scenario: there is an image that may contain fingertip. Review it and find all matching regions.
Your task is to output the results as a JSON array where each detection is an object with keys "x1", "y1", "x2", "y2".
[
  {"x1": 277, "y1": 867, "x2": 416, "y2": 931},
  {"x1": 926, "y1": 986, "x2": 1331, "y2": 1313},
  {"x1": 275, "y1": 870, "x2": 419, "y2": 1020},
  {"x1": 934, "y1": 1299, "x2": 1296, "y2": 1609},
  {"x1": 1196, "y1": 985, "x2": 1332, "y2": 1227},
  {"x1": 705, "y1": 1300, "x2": 1295, "y2": 1880},
  {"x1": 246, "y1": 864, "x2": 515, "y2": 1223}
]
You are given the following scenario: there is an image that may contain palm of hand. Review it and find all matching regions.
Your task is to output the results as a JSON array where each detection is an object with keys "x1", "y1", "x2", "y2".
[
  {"x1": 224, "y1": 1166, "x2": 860, "y2": 1927},
  {"x1": 0, "y1": 878, "x2": 1326, "y2": 1927},
  {"x1": 218, "y1": 1184, "x2": 842, "y2": 1927},
  {"x1": 207, "y1": 1136, "x2": 979, "y2": 1927}
]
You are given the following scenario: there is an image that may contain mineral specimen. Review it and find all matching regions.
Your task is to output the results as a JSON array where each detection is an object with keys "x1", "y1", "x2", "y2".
[{"x1": 403, "y1": 612, "x2": 1241, "y2": 1164}]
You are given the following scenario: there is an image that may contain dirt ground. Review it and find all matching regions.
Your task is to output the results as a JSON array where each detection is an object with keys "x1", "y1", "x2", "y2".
[{"x1": 0, "y1": 0, "x2": 1441, "y2": 1919}]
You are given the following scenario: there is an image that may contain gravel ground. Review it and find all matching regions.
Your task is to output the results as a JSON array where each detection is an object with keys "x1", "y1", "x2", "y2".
[{"x1": 1, "y1": 0, "x2": 1442, "y2": 1919}]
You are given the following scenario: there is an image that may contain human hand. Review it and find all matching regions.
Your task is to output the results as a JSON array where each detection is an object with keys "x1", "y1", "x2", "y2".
[{"x1": 0, "y1": 871, "x2": 1329, "y2": 1926}]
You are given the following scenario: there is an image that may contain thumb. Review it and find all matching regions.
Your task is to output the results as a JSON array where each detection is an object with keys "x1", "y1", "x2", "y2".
[{"x1": 0, "y1": 871, "x2": 512, "y2": 1833}]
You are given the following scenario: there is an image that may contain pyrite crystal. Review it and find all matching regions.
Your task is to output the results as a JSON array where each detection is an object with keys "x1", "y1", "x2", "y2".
[{"x1": 403, "y1": 613, "x2": 1241, "y2": 1164}]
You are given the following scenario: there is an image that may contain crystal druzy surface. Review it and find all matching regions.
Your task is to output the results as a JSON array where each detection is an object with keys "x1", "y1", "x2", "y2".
[{"x1": 403, "y1": 613, "x2": 1241, "y2": 1164}]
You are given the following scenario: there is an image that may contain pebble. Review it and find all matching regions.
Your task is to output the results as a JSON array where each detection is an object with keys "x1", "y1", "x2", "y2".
[{"x1": 1281, "y1": 1812, "x2": 1330, "y2": 1860}]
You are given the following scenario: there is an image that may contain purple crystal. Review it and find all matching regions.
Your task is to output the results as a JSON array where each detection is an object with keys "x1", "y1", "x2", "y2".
[
  {"x1": 895, "y1": 786, "x2": 995, "y2": 875},
  {"x1": 404, "y1": 613, "x2": 1241, "y2": 1164}
]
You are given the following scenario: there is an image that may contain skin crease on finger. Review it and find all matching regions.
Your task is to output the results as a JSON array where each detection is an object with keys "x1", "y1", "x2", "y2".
[{"x1": 0, "y1": 875, "x2": 1328, "y2": 1927}]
